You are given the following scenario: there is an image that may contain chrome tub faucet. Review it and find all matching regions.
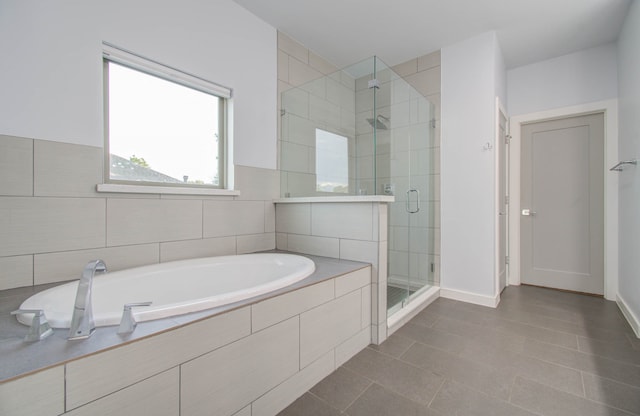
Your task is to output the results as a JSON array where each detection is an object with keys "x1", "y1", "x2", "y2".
[{"x1": 68, "y1": 260, "x2": 107, "y2": 340}]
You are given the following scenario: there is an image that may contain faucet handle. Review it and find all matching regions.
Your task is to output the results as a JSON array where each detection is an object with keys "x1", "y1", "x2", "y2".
[
  {"x1": 11, "y1": 309, "x2": 54, "y2": 342},
  {"x1": 117, "y1": 302, "x2": 152, "y2": 335}
]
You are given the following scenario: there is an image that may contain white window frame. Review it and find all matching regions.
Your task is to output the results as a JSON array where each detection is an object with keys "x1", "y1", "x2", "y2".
[{"x1": 100, "y1": 42, "x2": 235, "y2": 194}]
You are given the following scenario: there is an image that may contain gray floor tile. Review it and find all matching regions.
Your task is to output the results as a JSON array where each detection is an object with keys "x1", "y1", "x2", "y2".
[
  {"x1": 529, "y1": 296, "x2": 630, "y2": 332},
  {"x1": 509, "y1": 355, "x2": 585, "y2": 396},
  {"x1": 401, "y1": 341, "x2": 517, "y2": 400},
  {"x1": 277, "y1": 392, "x2": 342, "y2": 416},
  {"x1": 408, "y1": 307, "x2": 441, "y2": 328},
  {"x1": 510, "y1": 376, "x2": 631, "y2": 416},
  {"x1": 369, "y1": 333, "x2": 415, "y2": 358},
  {"x1": 400, "y1": 341, "x2": 458, "y2": 377},
  {"x1": 628, "y1": 333, "x2": 640, "y2": 351},
  {"x1": 578, "y1": 335, "x2": 640, "y2": 365},
  {"x1": 394, "y1": 322, "x2": 469, "y2": 354},
  {"x1": 345, "y1": 383, "x2": 440, "y2": 416},
  {"x1": 524, "y1": 339, "x2": 640, "y2": 388},
  {"x1": 431, "y1": 315, "x2": 487, "y2": 338},
  {"x1": 464, "y1": 325, "x2": 527, "y2": 353},
  {"x1": 496, "y1": 299, "x2": 584, "y2": 325},
  {"x1": 419, "y1": 298, "x2": 492, "y2": 326},
  {"x1": 460, "y1": 336, "x2": 584, "y2": 396},
  {"x1": 489, "y1": 317, "x2": 579, "y2": 349},
  {"x1": 310, "y1": 367, "x2": 371, "y2": 412},
  {"x1": 494, "y1": 304, "x2": 630, "y2": 342},
  {"x1": 583, "y1": 372, "x2": 640, "y2": 415},
  {"x1": 429, "y1": 379, "x2": 537, "y2": 416},
  {"x1": 579, "y1": 331, "x2": 640, "y2": 352},
  {"x1": 343, "y1": 347, "x2": 444, "y2": 405},
  {"x1": 284, "y1": 286, "x2": 639, "y2": 416}
]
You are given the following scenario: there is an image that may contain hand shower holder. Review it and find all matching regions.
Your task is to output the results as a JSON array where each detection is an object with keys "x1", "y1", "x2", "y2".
[{"x1": 609, "y1": 159, "x2": 637, "y2": 172}]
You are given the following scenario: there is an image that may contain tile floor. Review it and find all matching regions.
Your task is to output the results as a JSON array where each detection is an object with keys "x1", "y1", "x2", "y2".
[{"x1": 278, "y1": 285, "x2": 640, "y2": 415}]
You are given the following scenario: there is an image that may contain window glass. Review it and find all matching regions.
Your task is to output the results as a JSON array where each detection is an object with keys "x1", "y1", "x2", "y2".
[
  {"x1": 315, "y1": 129, "x2": 348, "y2": 193},
  {"x1": 106, "y1": 60, "x2": 225, "y2": 187}
]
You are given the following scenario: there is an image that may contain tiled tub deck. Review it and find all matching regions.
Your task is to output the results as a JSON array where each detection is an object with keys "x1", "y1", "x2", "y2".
[{"x1": 0, "y1": 254, "x2": 372, "y2": 416}]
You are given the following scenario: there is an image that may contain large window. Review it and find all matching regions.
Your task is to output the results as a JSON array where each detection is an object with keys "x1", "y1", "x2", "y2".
[{"x1": 103, "y1": 44, "x2": 230, "y2": 188}]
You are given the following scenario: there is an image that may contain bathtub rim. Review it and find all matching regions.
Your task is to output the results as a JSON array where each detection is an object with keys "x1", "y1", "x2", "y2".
[
  {"x1": 16, "y1": 252, "x2": 316, "y2": 328},
  {"x1": 0, "y1": 252, "x2": 370, "y2": 383}
]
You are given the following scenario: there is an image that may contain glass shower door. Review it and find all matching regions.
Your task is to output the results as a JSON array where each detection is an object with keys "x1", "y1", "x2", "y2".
[{"x1": 382, "y1": 60, "x2": 434, "y2": 316}]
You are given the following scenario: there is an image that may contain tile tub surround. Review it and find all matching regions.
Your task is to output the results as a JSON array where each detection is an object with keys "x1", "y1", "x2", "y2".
[
  {"x1": 0, "y1": 256, "x2": 372, "y2": 416},
  {"x1": 0, "y1": 253, "x2": 368, "y2": 382},
  {"x1": 275, "y1": 198, "x2": 392, "y2": 345},
  {"x1": 0, "y1": 134, "x2": 280, "y2": 291}
]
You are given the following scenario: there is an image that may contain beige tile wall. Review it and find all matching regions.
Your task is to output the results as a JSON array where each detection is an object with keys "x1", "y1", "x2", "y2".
[
  {"x1": 0, "y1": 366, "x2": 64, "y2": 416},
  {"x1": 275, "y1": 201, "x2": 389, "y2": 344},
  {"x1": 0, "y1": 134, "x2": 279, "y2": 291}
]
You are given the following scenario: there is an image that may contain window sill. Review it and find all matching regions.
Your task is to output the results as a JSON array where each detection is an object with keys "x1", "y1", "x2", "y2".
[{"x1": 96, "y1": 183, "x2": 240, "y2": 196}]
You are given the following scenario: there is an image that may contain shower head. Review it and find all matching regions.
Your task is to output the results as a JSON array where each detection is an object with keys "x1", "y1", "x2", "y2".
[{"x1": 367, "y1": 114, "x2": 390, "y2": 130}]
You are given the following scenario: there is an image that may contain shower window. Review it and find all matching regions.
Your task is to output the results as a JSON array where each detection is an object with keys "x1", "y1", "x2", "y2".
[
  {"x1": 315, "y1": 129, "x2": 349, "y2": 193},
  {"x1": 103, "y1": 44, "x2": 230, "y2": 189}
]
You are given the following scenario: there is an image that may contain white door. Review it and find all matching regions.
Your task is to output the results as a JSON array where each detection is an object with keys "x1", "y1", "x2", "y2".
[{"x1": 520, "y1": 113, "x2": 604, "y2": 295}]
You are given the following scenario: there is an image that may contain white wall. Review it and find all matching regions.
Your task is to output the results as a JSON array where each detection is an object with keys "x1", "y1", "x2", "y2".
[
  {"x1": 0, "y1": 0, "x2": 277, "y2": 169},
  {"x1": 617, "y1": 0, "x2": 640, "y2": 334},
  {"x1": 507, "y1": 43, "x2": 618, "y2": 116},
  {"x1": 441, "y1": 31, "x2": 505, "y2": 303},
  {"x1": 494, "y1": 41, "x2": 507, "y2": 110}
]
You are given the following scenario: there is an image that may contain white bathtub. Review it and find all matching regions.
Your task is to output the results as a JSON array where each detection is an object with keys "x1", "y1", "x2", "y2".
[{"x1": 16, "y1": 253, "x2": 315, "y2": 328}]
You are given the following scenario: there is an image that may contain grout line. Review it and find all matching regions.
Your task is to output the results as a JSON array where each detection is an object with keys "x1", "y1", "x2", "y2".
[
  {"x1": 506, "y1": 374, "x2": 516, "y2": 404},
  {"x1": 426, "y1": 378, "x2": 446, "y2": 410},
  {"x1": 31, "y1": 138, "x2": 35, "y2": 197},
  {"x1": 338, "y1": 379, "x2": 374, "y2": 413},
  {"x1": 31, "y1": 254, "x2": 35, "y2": 287},
  {"x1": 103, "y1": 198, "x2": 108, "y2": 250}
]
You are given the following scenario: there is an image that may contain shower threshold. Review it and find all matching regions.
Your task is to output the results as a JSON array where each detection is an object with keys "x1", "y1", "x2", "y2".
[{"x1": 387, "y1": 285, "x2": 440, "y2": 335}]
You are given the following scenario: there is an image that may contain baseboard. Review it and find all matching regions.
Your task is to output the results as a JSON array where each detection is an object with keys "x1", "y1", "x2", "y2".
[
  {"x1": 440, "y1": 288, "x2": 500, "y2": 308},
  {"x1": 616, "y1": 294, "x2": 640, "y2": 338}
]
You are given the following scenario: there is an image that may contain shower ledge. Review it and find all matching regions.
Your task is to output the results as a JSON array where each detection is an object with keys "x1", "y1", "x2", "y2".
[{"x1": 274, "y1": 196, "x2": 394, "y2": 203}]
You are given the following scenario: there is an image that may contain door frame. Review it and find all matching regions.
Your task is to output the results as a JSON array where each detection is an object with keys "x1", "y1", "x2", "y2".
[
  {"x1": 508, "y1": 99, "x2": 619, "y2": 300},
  {"x1": 495, "y1": 97, "x2": 509, "y2": 299}
]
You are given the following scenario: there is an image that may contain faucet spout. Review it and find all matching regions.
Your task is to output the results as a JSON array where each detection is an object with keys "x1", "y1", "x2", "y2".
[{"x1": 68, "y1": 260, "x2": 107, "y2": 340}]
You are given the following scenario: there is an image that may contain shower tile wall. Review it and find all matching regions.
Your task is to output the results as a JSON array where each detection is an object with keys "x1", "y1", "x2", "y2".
[
  {"x1": 0, "y1": 134, "x2": 279, "y2": 291},
  {"x1": 278, "y1": 33, "x2": 357, "y2": 197},
  {"x1": 277, "y1": 32, "x2": 442, "y2": 287}
]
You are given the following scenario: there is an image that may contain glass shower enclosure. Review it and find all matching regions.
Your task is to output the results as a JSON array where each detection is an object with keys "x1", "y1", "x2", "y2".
[{"x1": 280, "y1": 56, "x2": 437, "y2": 317}]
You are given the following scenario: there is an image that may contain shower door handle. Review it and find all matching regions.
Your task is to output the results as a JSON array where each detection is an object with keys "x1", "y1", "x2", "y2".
[{"x1": 406, "y1": 189, "x2": 420, "y2": 214}]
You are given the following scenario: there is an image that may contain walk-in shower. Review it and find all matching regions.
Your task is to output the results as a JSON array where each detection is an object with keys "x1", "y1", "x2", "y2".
[
  {"x1": 367, "y1": 114, "x2": 390, "y2": 130},
  {"x1": 280, "y1": 56, "x2": 437, "y2": 318}
]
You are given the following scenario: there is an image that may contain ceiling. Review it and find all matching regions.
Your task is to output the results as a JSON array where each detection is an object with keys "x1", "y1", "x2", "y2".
[{"x1": 232, "y1": 0, "x2": 631, "y2": 69}]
